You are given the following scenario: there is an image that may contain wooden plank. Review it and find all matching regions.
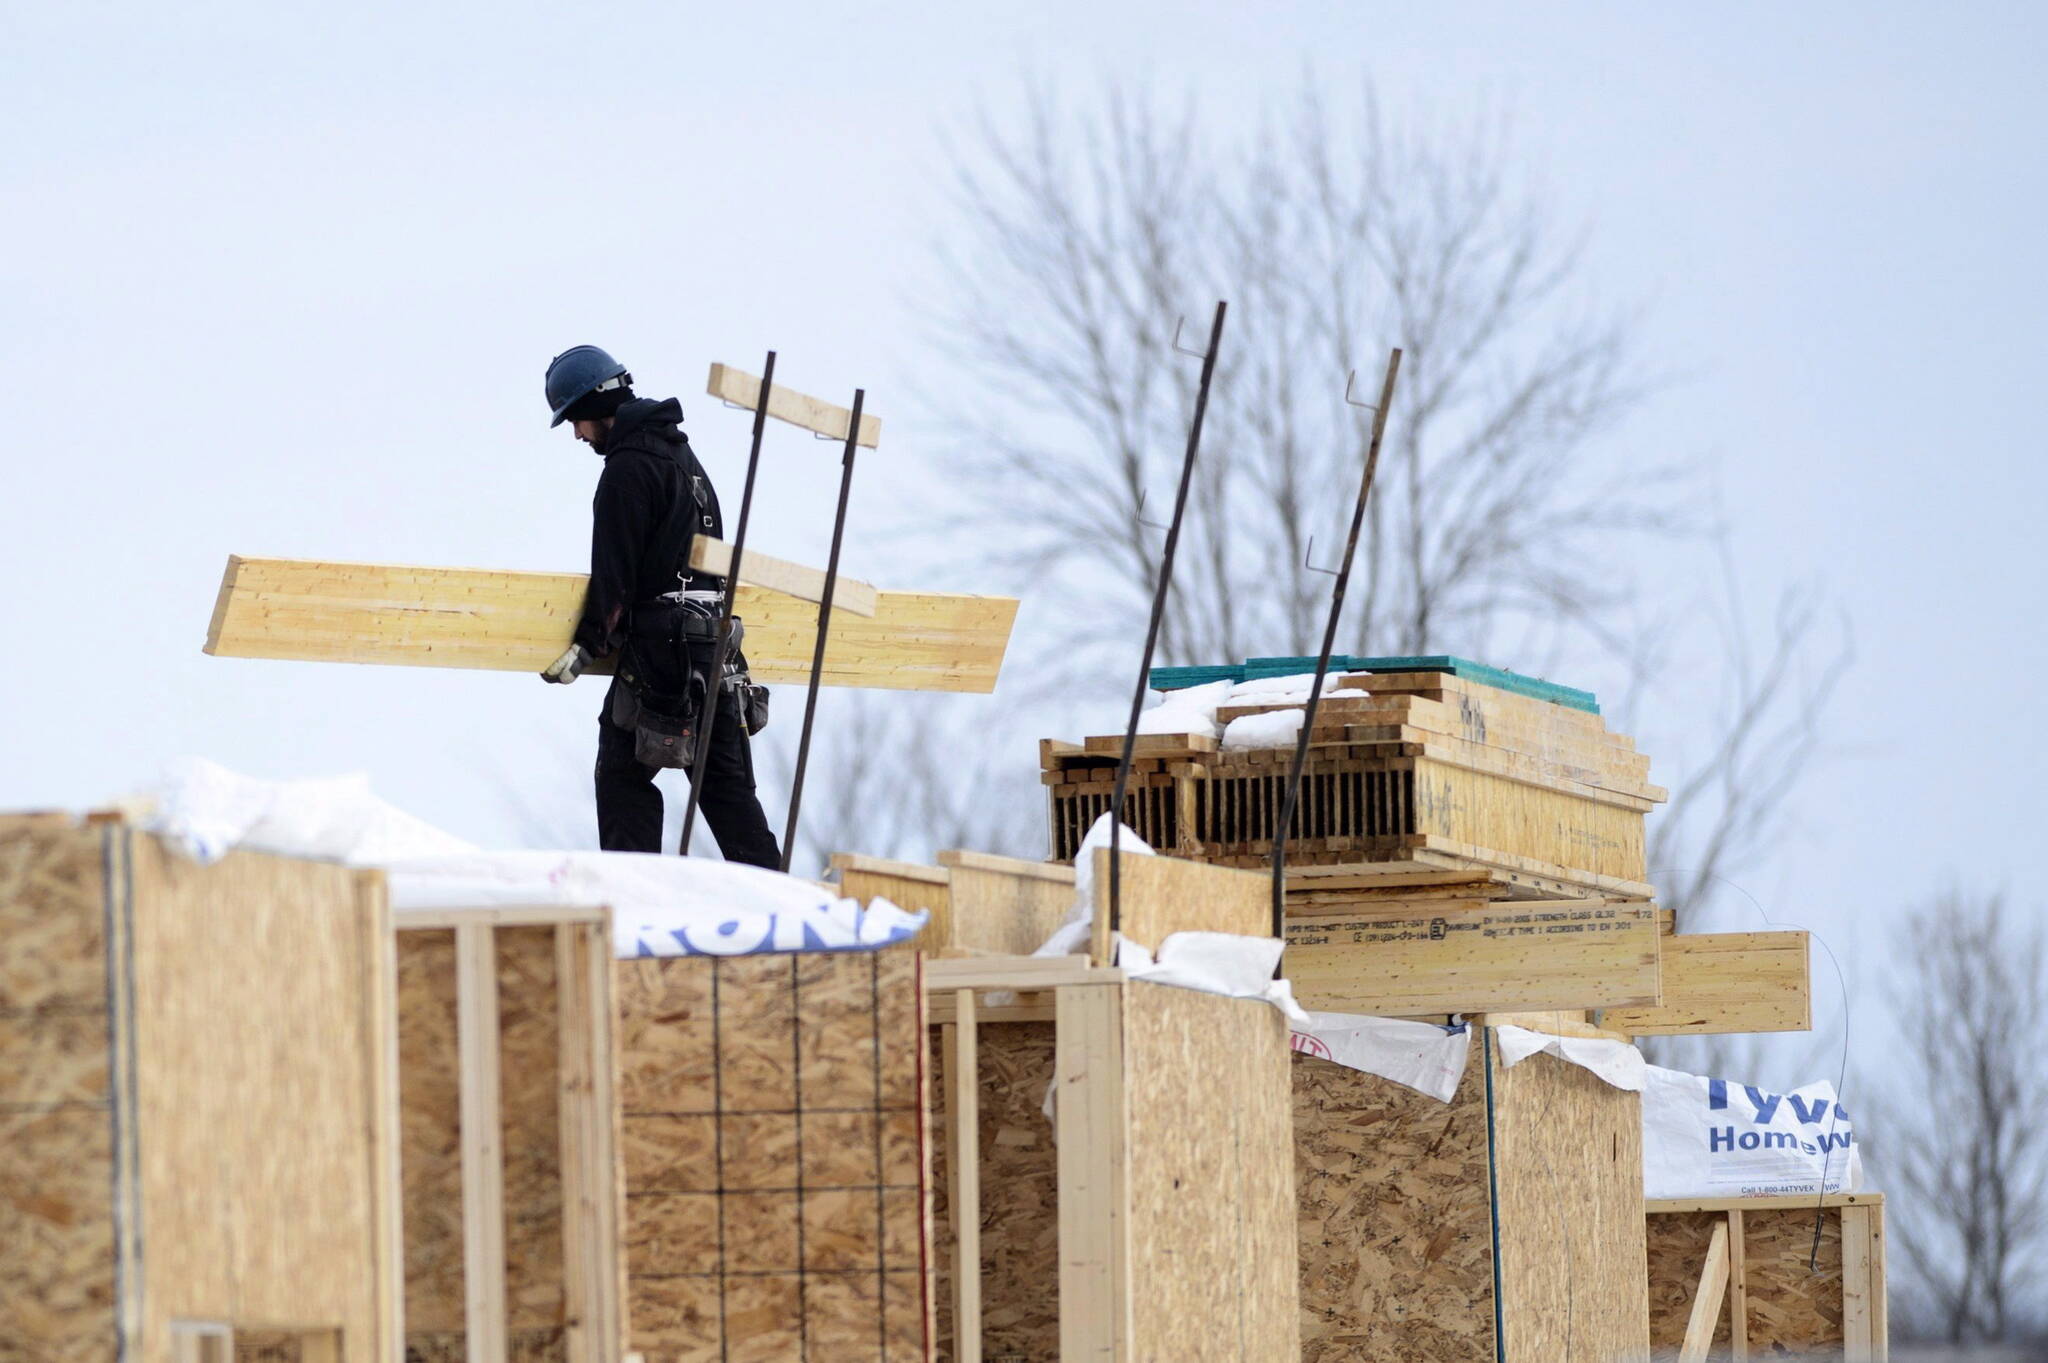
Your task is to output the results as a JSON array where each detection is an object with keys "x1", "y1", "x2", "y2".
[
  {"x1": 925, "y1": 956, "x2": 1117, "y2": 991},
  {"x1": 202, "y1": 555, "x2": 1019, "y2": 693},
  {"x1": 1679, "y1": 1220, "x2": 1731, "y2": 1363},
  {"x1": 1056, "y1": 983, "x2": 1129, "y2": 1361},
  {"x1": 1648, "y1": 1193, "x2": 1883, "y2": 1214},
  {"x1": 707, "y1": 361, "x2": 882, "y2": 447},
  {"x1": 362, "y1": 873, "x2": 408, "y2": 1363},
  {"x1": 455, "y1": 923, "x2": 509, "y2": 1363},
  {"x1": 396, "y1": 905, "x2": 607, "y2": 931},
  {"x1": 1089, "y1": 851, "x2": 1268, "y2": 964},
  {"x1": 1728, "y1": 1209, "x2": 1749, "y2": 1362},
  {"x1": 1843, "y1": 1204, "x2": 1877, "y2": 1362},
  {"x1": 1603, "y1": 932, "x2": 1812, "y2": 1036},
  {"x1": 686, "y1": 535, "x2": 879, "y2": 618},
  {"x1": 945, "y1": 990, "x2": 983, "y2": 1363},
  {"x1": 554, "y1": 921, "x2": 622, "y2": 1363},
  {"x1": 938, "y1": 850, "x2": 1076, "y2": 957},
  {"x1": 1285, "y1": 900, "x2": 1662, "y2": 1016}
]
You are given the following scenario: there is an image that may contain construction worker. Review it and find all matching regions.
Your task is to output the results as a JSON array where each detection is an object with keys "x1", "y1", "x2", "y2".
[{"x1": 538, "y1": 345, "x2": 782, "y2": 869}]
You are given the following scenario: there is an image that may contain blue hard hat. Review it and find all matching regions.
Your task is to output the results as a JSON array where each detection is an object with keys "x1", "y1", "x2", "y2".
[{"x1": 544, "y1": 345, "x2": 632, "y2": 427}]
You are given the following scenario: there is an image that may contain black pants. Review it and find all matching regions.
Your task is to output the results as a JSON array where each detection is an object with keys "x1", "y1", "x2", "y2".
[{"x1": 595, "y1": 676, "x2": 782, "y2": 869}]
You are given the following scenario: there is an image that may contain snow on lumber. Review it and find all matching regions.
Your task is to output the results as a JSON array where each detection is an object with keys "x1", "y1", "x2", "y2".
[{"x1": 203, "y1": 554, "x2": 1017, "y2": 692}]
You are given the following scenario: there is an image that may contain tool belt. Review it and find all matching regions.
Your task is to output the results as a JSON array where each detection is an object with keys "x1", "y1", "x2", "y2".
[{"x1": 612, "y1": 599, "x2": 768, "y2": 767}]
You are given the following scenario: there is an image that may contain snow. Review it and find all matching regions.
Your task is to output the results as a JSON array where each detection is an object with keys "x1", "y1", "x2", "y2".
[
  {"x1": 131, "y1": 758, "x2": 927, "y2": 959},
  {"x1": 1222, "y1": 709, "x2": 1306, "y2": 749}
]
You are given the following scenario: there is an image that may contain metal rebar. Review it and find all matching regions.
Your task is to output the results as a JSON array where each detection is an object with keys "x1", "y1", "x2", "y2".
[
  {"x1": 1270, "y1": 349, "x2": 1402, "y2": 946},
  {"x1": 1107, "y1": 302, "x2": 1228, "y2": 942},
  {"x1": 779, "y1": 387, "x2": 864, "y2": 873},
  {"x1": 680, "y1": 350, "x2": 778, "y2": 855}
]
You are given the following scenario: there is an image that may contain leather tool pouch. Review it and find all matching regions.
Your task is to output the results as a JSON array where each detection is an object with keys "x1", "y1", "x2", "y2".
[{"x1": 615, "y1": 627, "x2": 709, "y2": 771}]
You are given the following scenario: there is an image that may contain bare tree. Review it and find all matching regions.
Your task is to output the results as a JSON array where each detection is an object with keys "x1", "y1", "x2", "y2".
[
  {"x1": 927, "y1": 82, "x2": 1678, "y2": 675},
  {"x1": 1880, "y1": 892, "x2": 2048, "y2": 1344}
]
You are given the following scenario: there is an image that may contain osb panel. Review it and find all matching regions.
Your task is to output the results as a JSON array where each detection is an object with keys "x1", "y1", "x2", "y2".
[
  {"x1": 128, "y1": 835, "x2": 394, "y2": 1359},
  {"x1": 622, "y1": 946, "x2": 928, "y2": 1363},
  {"x1": 1294, "y1": 1044, "x2": 1493, "y2": 1363},
  {"x1": 396, "y1": 926, "x2": 571, "y2": 1356},
  {"x1": 0, "y1": 821, "x2": 106, "y2": 1012},
  {"x1": 0, "y1": 1011, "x2": 109, "y2": 1106},
  {"x1": 1125, "y1": 982, "x2": 1299, "y2": 1363},
  {"x1": 1646, "y1": 1208, "x2": 1845, "y2": 1359},
  {"x1": 930, "y1": 1021, "x2": 1058, "y2": 1363},
  {"x1": 496, "y1": 926, "x2": 568, "y2": 1354},
  {"x1": 397, "y1": 930, "x2": 465, "y2": 1337},
  {"x1": 1488, "y1": 1041, "x2": 1650, "y2": 1363},
  {"x1": 0, "y1": 1106, "x2": 117, "y2": 1362}
]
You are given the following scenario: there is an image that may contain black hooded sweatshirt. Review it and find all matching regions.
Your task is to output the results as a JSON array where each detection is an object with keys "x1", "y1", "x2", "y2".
[{"x1": 572, "y1": 397, "x2": 725, "y2": 657}]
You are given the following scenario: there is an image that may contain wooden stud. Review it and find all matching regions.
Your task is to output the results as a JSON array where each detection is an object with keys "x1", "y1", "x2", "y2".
[
  {"x1": 944, "y1": 989, "x2": 983, "y2": 1363},
  {"x1": 555, "y1": 921, "x2": 623, "y2": 1363},
  {"x1": 1056, "y1": 983, "x2": 1130, "y2": 1361},
  {"x1": 706, "y1": 361, "x2": 882, "y2": 446},
  {"x1": 361, "y1": 873, "x2": 408, "y2": 1363},
  {"x1": 1678, "y1": 1219, "x2": 1730, "y2": 1363},
  {"x1": 455, "y1": 922, "x2": 509, "y2": 1363},
  {"x1": 687, "y1": 535, "x2": 880, "y2": 618},
  {"x1": 1842, "y1": 1203, "x2": 1888, "y2": 1362},
  {"x1": 1727, "y1": 1208, "x2": 1749, "y2": 1362}
]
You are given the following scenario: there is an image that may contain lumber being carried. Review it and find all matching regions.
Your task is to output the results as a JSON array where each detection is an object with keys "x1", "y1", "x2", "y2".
[{"x1": 203, "y1": 554, "x2": 1018, "y2": 693}]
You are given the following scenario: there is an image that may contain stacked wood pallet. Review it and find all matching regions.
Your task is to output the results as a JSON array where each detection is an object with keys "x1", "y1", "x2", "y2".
[{"x1": 1041, "y1": 668, "x2": 1665, "y2": 896}]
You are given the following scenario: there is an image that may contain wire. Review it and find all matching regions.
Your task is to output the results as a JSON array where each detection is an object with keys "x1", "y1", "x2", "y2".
[{"x1": 1647, "y1": 866, "x2": 1855, "y2": 1273}]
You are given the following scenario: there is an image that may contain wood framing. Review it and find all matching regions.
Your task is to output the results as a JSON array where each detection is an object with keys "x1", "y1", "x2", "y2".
[
  {"x1": 927, "y1": 961, "x2": 1297, "y2": 1363},
  {"x1": 687, "y1": 534, "x2": 880, "y2": 618},
  {"x1": 1647, "y1": 1194, "x2": 1888, "y2": 1361},
  {"x1": 394, "y1": 907, "x2": 622, "y2": 1363},
  {"x1": 0, "y1": 816, "x2": 401, "y2": 1361},
  {"x1": 831, "y1": 850, "x2": 1078, "y2": 960},
  {"x1": 203, "y1": 555, "x2": 1019, "y2": 693},
  {"x1": 1089, "y1": 849, "x2": 1268, "y2": 963},
  {"x1": 1284, "y1": 897, "x2": 1662, "y2": 1016},
  {"x1": 1603, "y1": 931, "x2": 1812, "y2": 1035},
  {"x1": 1296, "y1": 1025, "x2": 1650, "y2": 1362},
  {"x1": 706, "y1": 361, "x2": 883, "y2": 447}
]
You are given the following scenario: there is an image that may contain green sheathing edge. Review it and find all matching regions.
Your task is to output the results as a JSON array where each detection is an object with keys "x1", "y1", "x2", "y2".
[
  {"x1": 1149, "y1": 654, "x2": 1599, "y2": 714},
  {"x1": 1482, "y1": 1026, "x2": 1507, "y2": 1363}
]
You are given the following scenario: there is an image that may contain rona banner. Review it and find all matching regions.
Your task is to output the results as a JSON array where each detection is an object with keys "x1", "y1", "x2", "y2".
[{"x1": 1643, "y1": 1065, "x2": 1862, "y2": 1199}]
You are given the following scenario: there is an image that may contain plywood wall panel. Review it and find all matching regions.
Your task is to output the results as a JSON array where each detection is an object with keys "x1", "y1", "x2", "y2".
[
  {"x1": 1293, "y1": 1042, "x2": 1494, "y2": 1363},
  {"x1": 1124, "y1": 982, "x2": 1298, "y2": 1363},
  {"x1": 1488, "y1": 1042, "x2": 1651, "y2": 1363}
]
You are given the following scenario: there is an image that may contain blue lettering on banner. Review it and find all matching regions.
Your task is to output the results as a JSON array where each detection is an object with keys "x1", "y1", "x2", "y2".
[
  {"x1": 1709, "y1": 1078, "x2": 1728, "y2": 1111},
  {"x1": 1710, "y1": 1126, "x2": 1736, "y2": 1152},
  {"x1": 1739, "y1": 1131, "x2": 1761, "y2": 1150},
  {"x1": 1744, "y1": 1086, "x2": 1782, "y2": 1124},
  {"x1": 1787, "y1": 1093, "x2": 1831, "y2": 1124}
]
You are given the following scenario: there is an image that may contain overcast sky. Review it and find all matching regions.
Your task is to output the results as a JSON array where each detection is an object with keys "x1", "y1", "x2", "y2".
[{"x1": 4, "y1": 2, "x2": 2043, "y2": 1081}]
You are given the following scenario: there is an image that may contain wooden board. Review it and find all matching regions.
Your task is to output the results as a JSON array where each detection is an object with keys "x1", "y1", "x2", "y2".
[
  {"x1": 1090, "y1": 850, "x2": 1268, "y2": 963},
  {"x1": 935, "y1": 851, "x2": 1074, "y2": 958},
  {"x1": 707, "y1": 362, "x2": 882, "y2": 448},
  {"x1": 1487, "y1": 1036, "x2": 1651, "y2": 1363},
  {"x1": 1124, "y1": 982, "x2": 1298, "y2": 1363},
  {"x1": 1603, "y1": 932, "x2": 1812, "y2": 1036},
  {"x1": 1293, "y1": 1041, "x2": 1495, "y2": 1363},
  {"x1": 204, "y1": 555, "x2": 1018, "y2": 693},
  {"x1": 1284, "y1": 900, "x2": 1662, "y2": 1016},
  {"x1": 1646, "y1": 1197, "x2": 1886, "y2": 1361},
  {"x1": 615, "y1": 946, "x2": 930, "y2": 1362},
  {"x1": 0, "y1": 820, "x2": 119, "y2": 1363},
  {"x1": 687, "y1": 535, "x2": 880, "y2": 618}
]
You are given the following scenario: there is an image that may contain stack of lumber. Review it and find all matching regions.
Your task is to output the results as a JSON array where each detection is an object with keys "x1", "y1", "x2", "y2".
[{"x1": 1041, "y1": 666, "x2": 1664, "y2": 895}]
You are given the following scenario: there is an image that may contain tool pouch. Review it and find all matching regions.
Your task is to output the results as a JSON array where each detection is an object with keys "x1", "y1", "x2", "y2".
[
  {"x1": 719, "y1": 617, "x2": 770, "y2": 735},
  {"x1": 614, "y1": 636, "x2": 709, "y2": 770}
]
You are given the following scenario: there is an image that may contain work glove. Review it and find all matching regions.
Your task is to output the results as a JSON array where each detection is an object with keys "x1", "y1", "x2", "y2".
[{"x1": 541, "y1": 643, "x2": 589, "y2": 684}]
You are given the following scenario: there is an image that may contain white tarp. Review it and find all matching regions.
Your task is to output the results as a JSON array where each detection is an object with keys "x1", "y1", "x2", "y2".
[
  {"x1": 1642, "y1": 1065, "x2": 1862, "y2": 1199},
  {"x1": 1032, "y1": 813, "x2": 1308, "y2": 1021},
  {"x1": 1288, "y1": 1011, "x2": 1471, "y2": 1102},
  {"x1": 1494, "y1": 1024, "x2": 1648, "y2": 1092},
  {"x1": 134, "y1": 758, "x2": 927, "y2": 960}
]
